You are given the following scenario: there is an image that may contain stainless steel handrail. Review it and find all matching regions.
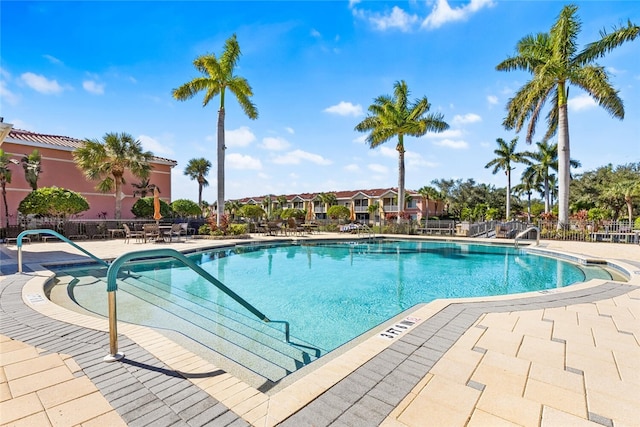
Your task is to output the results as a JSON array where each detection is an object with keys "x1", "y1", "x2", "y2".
[
  {"x1": 514, "y1": 226, "x2": 540, "y2": 248},
  {"x1": 104, "y1": 248, "x2": 291, "y2": 362}
]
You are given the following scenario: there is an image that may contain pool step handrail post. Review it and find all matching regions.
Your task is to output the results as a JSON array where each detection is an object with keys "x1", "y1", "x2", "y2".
[
  {"x1": 15, "y1": 229, "x2": 109, "y2": 274},
  {"x1": 104, "y1": 291, "x2": 125, "y2": 362},
  {"x1": 514, "y1": 226, "x2": 540, "y2": 248}
]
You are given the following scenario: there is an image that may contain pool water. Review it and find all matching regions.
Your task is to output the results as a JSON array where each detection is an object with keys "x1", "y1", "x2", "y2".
[{"x1": 55, "y1": 240, "x2": 611, "y2": 354}]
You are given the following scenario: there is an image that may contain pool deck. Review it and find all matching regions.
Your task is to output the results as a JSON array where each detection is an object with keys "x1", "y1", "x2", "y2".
[{"x1": 1, "y1": 234, "x2": 638, "y2": 426}]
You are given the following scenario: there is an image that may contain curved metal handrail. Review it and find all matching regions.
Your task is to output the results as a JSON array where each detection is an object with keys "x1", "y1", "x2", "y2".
[
  {"x1": 104, "y1": 248, "x2": 291, "y2": 361},
  {"x1": 514, "y1": 226, "x2": 540, "y2": 248},
  {"x1": 16, "y1": 229, "x2": 109, "y2": 273}
]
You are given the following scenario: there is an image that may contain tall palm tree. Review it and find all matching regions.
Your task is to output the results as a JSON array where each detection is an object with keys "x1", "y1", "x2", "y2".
[
  {"x1": 497, "y1": 4, "x2": 639, "y2": 227},
  {"x1": 484, "y1": 137, "x2": 529, "y2": 220},
  {"x1": 131, "y1": 177, "x2": 159, "y2": 198},
  {"x1": 21, "y1": 149, "x2": 42, "y2": 191},
  {"x1": 1, "y1": 149, "x2": 18, "y2": 228},
  {"x1": 605, "y1": 180, "x2": 640, "y2": 225},
  {"x1": 73, "y1": 132, "x2": 153, "y2": 220},
  {"x1": 184, "y1": 157, "x2": 211, "y2": 208},
  {"x1": 172, "y1": 34, "x2": 258, "y2": 226},
  {"x1": 355, "y1": 80, "x2": 449, "y2": 223}
]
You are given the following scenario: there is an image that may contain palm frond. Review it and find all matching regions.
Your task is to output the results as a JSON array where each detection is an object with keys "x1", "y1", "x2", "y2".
[
  {"x1": 571, "y1": 65, "x2": 624, "y2": 119},
  {"x1": 576, "y1": 20, "x2": 640, "y2": 65},
  {"x1": 550, "y1": 4, "x2": 581, "y2": 65}
]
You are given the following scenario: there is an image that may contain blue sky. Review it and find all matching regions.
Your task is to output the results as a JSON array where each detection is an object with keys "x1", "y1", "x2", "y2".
[{"x1": 1, "y1": 0, "x2": 639, "y2": 203}]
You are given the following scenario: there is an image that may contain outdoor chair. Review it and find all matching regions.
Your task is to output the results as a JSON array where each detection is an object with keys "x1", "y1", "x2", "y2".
[
  {"x1": 164, "y1": 223, "x2": 185, "y2": 242},
  {"x1": 123, "y1": 223, "x2": 145, "y2": 243},
  {"x1": 143, "y1": 224, "x2": 160, "y2": 243}
]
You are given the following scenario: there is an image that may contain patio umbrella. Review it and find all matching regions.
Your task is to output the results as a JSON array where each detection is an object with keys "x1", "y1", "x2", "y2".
[
  {"x1": 306, "y1": 201, "x2": 314, "y2": 222},
  {"x1": 350, "y1": 202, "x2": 356, "y2": 222},
  {"x1": 153, "y1": 187, "x2": 162, "y2": 224}
]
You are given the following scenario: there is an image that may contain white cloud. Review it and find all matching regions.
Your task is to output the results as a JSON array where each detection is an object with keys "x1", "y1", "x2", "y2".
[
  {"x1": 369, "y1": 6, "x2": 419, "y2": 32},
  {"x1": 226, "y1": 126, "x2": 256, "y2": 147},
  {"x1": 353, "y1": 134, "x2": 368, "y2": 144},
  {"x1": 227, "y1": 153, "x2": 262, "y2": 170},
  {"x1": 0, "y1": 81, "x2": 19, "y2": 106},
  {"x1": 261, "y1": 136, "x2": 290, "y2": 151},
  {"x1": 368, "y1": 163, "x2": 389, "y2": 174},
  {"x1": 138, "y1": 134, "x2": 174, "y2": 156},
  {"x1": 452, "y1": 113, "x2": 482, "y2": 125},
  {"x1": 20, "y1": 72, "x2": 63, "y2": 94},
  {"x1": 433, "y1": 139, "x2": 469, "y2": 149},
  {"x1": 324, "y1": 101, "x2": 363, "y2": 117},
  {"x1": 378, "y1": 146, "x2": 397, "y2": 158},
  {"x1": 423, "y1": 128, "x2": 463, "y2": 139},
  {"x1": 405, "y1": 151, "x2": 438, "y2": 168},
  {"x1": 311, "y1": 29, "x2": 321, "y2": 38},
  {"x1": 422, "y1": 0, "x2": 495, "y2": 30},
  {"x1": 272, "y1": 149, "x2": 332, "y2": 165},
  {"x1": 82, "y1": 80, "x2": 104, "y2": 95},
  {"x1": 43, "y1": 54, "x2": 63, "y2": 65},
  {"x1": 568, "y1": 93, "x2": 597, "y2": 111},
  {"x1": 344, "y1": 164, "x2": 360, "y2": 172},
  {"x1": 487, "y1": 95, "x2": 498, "y2": 105},
  {"x1": 285, "y1": 127, "x2": 295, "y2": 134}
]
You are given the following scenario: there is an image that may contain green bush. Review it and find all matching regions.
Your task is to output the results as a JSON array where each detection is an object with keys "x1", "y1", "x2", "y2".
[
  {"x1": 198, "y1": 224, "x2": 211, "y2": 235},
  {"x1": 131, "y1": 197, "x2": 172, "y2": 218},
  {"x1": 171, "y1": 199, "x2": 201, "y2": 217},
  {"x1": 18, "y1": 187, "x2": 89, "y2": 217},
  {"x1": 229, "y1": 224, "x2": 247, "y2": 235}
]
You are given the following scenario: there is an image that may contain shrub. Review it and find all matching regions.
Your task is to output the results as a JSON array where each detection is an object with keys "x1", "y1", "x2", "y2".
[
  {"x1": 18, "y1": 187, "x2": 89, "y2": 218},
  {"x1": 171, "y1": 199, "x2": 201, "y2": 217},
  {"x1": 131, "y1": 197, "x2": 172, "y2": 218},
  {"x1": 327, "y1": 205, "x2": 350, "y2": 220}
]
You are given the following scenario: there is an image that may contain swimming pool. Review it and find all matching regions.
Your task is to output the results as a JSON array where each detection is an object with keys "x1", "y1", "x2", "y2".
[{"x1": 51, "y1": 239, "x2": 615, "y2": 382}]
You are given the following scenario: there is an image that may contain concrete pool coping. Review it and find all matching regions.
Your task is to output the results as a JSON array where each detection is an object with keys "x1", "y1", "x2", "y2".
[{"x1": 1, "y1": 234, "x2": 639, "y2": 426}]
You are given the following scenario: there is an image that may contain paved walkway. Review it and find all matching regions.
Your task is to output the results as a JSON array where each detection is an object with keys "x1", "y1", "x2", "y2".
[{"x1": 1, "y1": 235, "x2": 638, "y2": 426}]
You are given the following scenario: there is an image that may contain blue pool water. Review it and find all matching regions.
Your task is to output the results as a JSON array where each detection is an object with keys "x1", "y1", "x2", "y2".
[{"x1": 56, "y1": 240, "x2": 611, "y2": 354}]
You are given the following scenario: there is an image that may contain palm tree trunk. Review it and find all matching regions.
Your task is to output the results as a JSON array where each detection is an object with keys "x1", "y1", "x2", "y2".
[
  {"x1": 114, "y1": 181, "x2": 122, "y2": 220},
  {"x1": 527, "y1": 193, "x2": 532, "y2": 223},
  {"x1": 544, "y1": 176, "x2": 550, "y2": 213},
  {"x1": 397, "y1": 137, "x2": 405, "y2": 225},
  {"x1": 217, "y1": 107, "x2": 226, "y2": 227},
  {"x1": 506, "y1": 169, "x2": 511, "y2": 220},
  {"x1": 557, "y1": 85, "x2": 571, "y2": 229},
  {"x1": 2, "y1": 183, "x2": 9, "y2": 228}
]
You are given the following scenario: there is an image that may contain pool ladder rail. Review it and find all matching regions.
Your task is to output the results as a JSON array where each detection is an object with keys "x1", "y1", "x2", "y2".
[
  {"x1": 13, "y1": 230, "x2": 295, "y2": 364},
  {"x1": 514, "y1": 226, "x2": 540, "y2": 249}
]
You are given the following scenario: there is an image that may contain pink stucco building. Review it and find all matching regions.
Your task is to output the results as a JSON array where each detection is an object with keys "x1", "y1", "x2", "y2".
[{"x1": 1, "y1": 123, "x2": 176, "y2": 226}]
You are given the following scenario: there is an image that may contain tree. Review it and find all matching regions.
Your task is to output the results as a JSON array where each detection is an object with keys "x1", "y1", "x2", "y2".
[
  {"x1": 132, "y1": 177, "x2": 159, "y2": 198},
  {"x1": 417, "y1": 185, "x2": 439, "y2": 221},
  {"x1": 21, "y1": 149, "x2": 42, "y2": 191},
  {"x1": 73, "y1": 132, "x2": 153, "y2": 219},
  {"x1": 514, "y1": 172, "x2": 538, "y2": 222},
  {"x1": 18, "y1": 187, "x2": 89, "y2": 218},
  {"x1": 1, "y1": 149, "x2": 19, "y2": 227},
  {"x1": 484, "y1": 137, "x2": 529, "y2": 220},
  {"x1": 238, "y1": 204, "x2": 265, "y2": 222},
  {"x1": 225, "y1": 200, "x2": 242, "y2": 218},
  {"x1": 523, "y1": 141, "x2": 580, "y2": 214},
  {"x1": 317, "y1": 192, "x2": 337, "y2": 212},
  {"x1": 497, "y1": 4, "x2": 639, "y2": 227},
  {"x1": 431, "y1": 178, "x2": 456, "y2": 216},
  {"x1": 327, "y1": 205, "x2": 350, "y2": 221},
  {"x1": 355, "y1": 80, "x2": 449, "y2": 223},
  {"x1": 171, "y1": 199, "x2": 202, "y2": 217},
  {"x1": 276, "y1": 195, "x2": 288, "y2": 209},
  {"x1": 172, "y1": 34, "x2": 258, "y2": 226},
  {"x1": 183, "y1": 158, "x2": 211, "y2": 208}
]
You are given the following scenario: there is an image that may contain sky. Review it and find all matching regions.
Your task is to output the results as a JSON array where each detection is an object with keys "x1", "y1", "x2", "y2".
[{"x1": 1, "y1": 0, "x2": 639, "y2": 204}]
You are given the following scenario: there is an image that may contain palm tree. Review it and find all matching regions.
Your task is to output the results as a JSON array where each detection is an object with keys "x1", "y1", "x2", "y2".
[
  {"x1": 21, "y1": 149, "x2": 42, "y2": 191},
  {"x1": 513, "y1": 172, "x2": 538, "y2": 222},
  {"x1": 276, "y1": 195, "x2": 288, "y2": 209},
  {"x1": 523, "y1": 141, "x2": 580, "y2": 214},
  {"x1": 172, "y1": 34, "x2": 258, "y2": 226},
  {"x1": 73, "y1": 132, "x2": 153, "y2": 220},
  {"x1": 417, "y1": 185, "x2": 439, "y2": 221},
  {"x1": 1, "y1": 149, "x2": 19, "y2": 228},
  {"x1": 484, "y1": 137, "x2": 529, "y2": 220},
  {"x1": 355, "y1": 80, "x2": 449, "y2": 223},
  {"x1": 184, "y1": 157, "x2": 211, "y2": 208},
  {"x1": 132, "y1": 177, "x2": 159, "y2": 198},
  {"x1": 497, "y1": 4, "x2": 639, "y2": 227}
]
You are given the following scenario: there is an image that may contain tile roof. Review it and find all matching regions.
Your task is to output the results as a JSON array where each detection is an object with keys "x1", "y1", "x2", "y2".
[{"x1": 5, "y1": 129, "x2": 177, "y2": 165}]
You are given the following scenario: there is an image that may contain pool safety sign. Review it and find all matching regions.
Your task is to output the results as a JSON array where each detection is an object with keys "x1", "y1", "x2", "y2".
[{"x1": 378, "y1": 316, "x2": 420, "y2": 340}]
